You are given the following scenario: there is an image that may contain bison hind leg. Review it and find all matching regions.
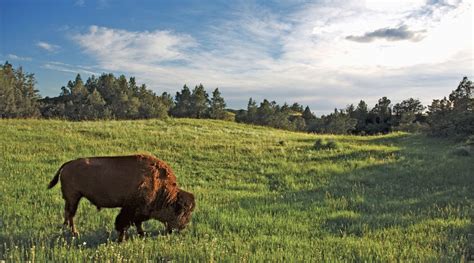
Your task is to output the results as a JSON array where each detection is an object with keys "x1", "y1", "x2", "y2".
[{"x1": 63, "y1": 193, "x2": 82, "y2": 237}]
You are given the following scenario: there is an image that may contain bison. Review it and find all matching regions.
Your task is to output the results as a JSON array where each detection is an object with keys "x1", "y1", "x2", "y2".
[{"x1": 47, "y1": 154, "x2": 195, "y2": 242}]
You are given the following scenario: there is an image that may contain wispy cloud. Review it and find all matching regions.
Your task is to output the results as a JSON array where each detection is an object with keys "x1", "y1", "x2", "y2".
[
  {"x1": 74, "y1": 0, "x2": 85, "y2": 7},
  {"x1": 7, "y1": 54, "x2": 32, "y2": 61},
  {"x1": 37, "y1": 41, "x2": 60, "y2": 52},
  {"x1": 42, "y1": 61, "x2": 98, "y2": 75}
]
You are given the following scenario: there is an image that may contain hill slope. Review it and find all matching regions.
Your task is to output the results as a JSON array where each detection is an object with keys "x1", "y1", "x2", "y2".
[{"x1": 0, "y1": 118, "x2": 473, "y2": 261}]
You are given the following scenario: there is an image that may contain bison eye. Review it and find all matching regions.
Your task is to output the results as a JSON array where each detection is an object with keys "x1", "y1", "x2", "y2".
[
  {"x1": 172, "y1": 183, "x2": 177, "y2": 187},
  {"x1": 174, "y1": 203, "x2": 182, "y2": 213}
]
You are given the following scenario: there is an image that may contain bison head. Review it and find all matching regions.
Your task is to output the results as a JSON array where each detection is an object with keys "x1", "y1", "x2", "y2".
[{"x1": 151, "y1": 189, "x2": 195, "y2": 233}]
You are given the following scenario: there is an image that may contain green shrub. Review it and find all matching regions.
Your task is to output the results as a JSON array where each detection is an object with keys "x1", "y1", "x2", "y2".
[
  {"x1": 326, "y1": 139, "x2": 340, "y2": 150},
  {"x1": 452, "y1": 145, "x2": 471, "y2": 156},
  {"x1": 465, "y1": 135, "x2": 474, "y2": 146},
  {"x1": 314, "y1": 138, "x2": 340, "y2": 150},
  {"x1": 314, "y1": 138, "x2": 325, "y2": 149}
]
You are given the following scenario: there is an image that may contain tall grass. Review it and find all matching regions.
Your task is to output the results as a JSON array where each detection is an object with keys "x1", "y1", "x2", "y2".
[{"x1": 0, "y1": 118, "x2": 473, "y2": 261}]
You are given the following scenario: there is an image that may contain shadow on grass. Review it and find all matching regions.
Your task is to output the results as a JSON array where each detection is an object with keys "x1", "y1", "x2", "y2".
[
  {"x1": 0, "y1": 220, "x2": 174, "y2": 250},
  {"x1": 236, "y1": 134, "x2": 473, "y2": 257}
]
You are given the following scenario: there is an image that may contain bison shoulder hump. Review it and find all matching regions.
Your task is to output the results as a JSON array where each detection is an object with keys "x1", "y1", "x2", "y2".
[{"x1": 136, "y1": 154, "x2": 176, "y2": 180}]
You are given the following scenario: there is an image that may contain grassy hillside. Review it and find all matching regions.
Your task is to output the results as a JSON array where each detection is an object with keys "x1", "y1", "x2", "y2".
[{"x1": 0, "y1": 118, "x2": 473, "y2": 261}]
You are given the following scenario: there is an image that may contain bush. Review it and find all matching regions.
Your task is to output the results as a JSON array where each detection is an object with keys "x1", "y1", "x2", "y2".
[
  {"x1": 452, "y1": 145, "x2": 471, "y2": 156},
  {"x1": 314, "y1": 138, "x2": 340, "y2": 150},
  {"x1": 465, "y1": 135, "x2": 474, "y2": 146},
  {"x1": 326, "y1": 140, "x2": 340, "y2": 149},
  {"x1": 393, "y1": 122, "x2": 429, "y2": 133}
]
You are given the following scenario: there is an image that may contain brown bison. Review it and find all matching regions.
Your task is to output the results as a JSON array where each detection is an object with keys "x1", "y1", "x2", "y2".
[{"x1": 48, "y1": 154, "x2": 195, "y2": 241}]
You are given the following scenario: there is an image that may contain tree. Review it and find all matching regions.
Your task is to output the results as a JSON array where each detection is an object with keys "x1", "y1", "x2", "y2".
[
  {"x1": 291, "y1": 116, "x2": 307, "y2": 131},
  {"x1": 64, "y1": 74, "x2": 89, "y2": 120},
  {"x1": 426, "y1": 77, "x2": 474, "y2": 137},
  {"x1": 290, "y1": 102, "x2": 304, "y2": 113},
  {"x1": 172, "y1": 85, "x2": 192, "y2": 117},
  {"x1": 159, "y1": 92, "x2": 174, "y2": 116},
  {"x1": 368, "y1": 97, "x2": 392, "y2": 134},
  {"x1": 393, "y1": 98, "x2": 425, "y2": 127},
  {"x1": 0, "y1": 62, "x2": 18, "y2": 117},
  {"x1": 302, "y1": 106, "x2": 316, "y2": 125},
  {"x1": 209, "y1": 88, "x2": 227, "y2": 119},
  {"x1": 449, "y1": 76, "x2": 473, "y2": 112},
  {"x1": 190, "y1": 84, "x2": 209, "y2": 119},
  {"x1": 427, "y1": 97, "x2": 454, "y2": 136},
  {"x1": 85, "y1": 88, "x2": 107, "y2": 120},
  {"x1": 246, "y1": 98, "x2": 258, "y2": 123},
  {"x1": 307, "y1": 109, "x2": 356, "y2": 134},
  {"x1": 0, "y1": 62, "x2": 41, "y2": 118},
  {"x1": 353, "y1": 100, "x2": 369, "y2": 134},
  {"x1": 256, "y1": 99, "x2": 275, "y2": 125},
  {"x1": 448, "y1": 77, "x2": 474, "y2": 137}
]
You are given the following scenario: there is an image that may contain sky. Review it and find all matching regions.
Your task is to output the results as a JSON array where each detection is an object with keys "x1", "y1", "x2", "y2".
[{"x1": 0, "y1": 0, "x2": 473, "y2": 115}]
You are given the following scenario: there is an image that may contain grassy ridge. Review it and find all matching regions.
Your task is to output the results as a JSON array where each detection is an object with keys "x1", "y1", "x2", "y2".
[{"x1": 0, "y1": 118, "x2": 473, "y2": 261}]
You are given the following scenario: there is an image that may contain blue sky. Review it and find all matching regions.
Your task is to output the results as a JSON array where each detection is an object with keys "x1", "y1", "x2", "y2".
[{"x1": 1, "y1": 0, "x2": 472, "y2": 114}]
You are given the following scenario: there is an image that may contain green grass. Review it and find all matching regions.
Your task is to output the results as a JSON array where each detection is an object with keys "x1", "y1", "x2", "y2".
[{"x1": 0, "y1": 118, "x2": 473, "y2": 261}]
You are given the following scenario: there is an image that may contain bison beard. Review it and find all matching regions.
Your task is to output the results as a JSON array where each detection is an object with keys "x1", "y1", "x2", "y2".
[{"x1": 47, "y1": 154, "x2": 195, "y2": 242}]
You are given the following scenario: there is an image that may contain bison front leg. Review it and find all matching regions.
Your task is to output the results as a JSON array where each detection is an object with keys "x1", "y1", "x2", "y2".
[
  {"x1": 134, "y1": 221, "x2": 145, "y2": 237},
  {"x1": 133, "y1": 214, "x2": 149, "y2": 237},
  {"x1": 115, "y1": 207, "x2": 134, "y2": 242}
]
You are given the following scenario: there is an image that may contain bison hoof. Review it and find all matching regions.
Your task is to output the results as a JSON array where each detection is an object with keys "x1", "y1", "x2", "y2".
[{"x1": 118, "y1": 233, "x2": 125, "y2": 242}]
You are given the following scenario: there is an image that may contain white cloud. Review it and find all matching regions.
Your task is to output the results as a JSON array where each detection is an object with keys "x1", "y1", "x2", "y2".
[
  {"x1": 74, "y1": 26, "x2": 196, "y2": 70},
  {"x1": 7, "y1": 54, "x2": 32, "y2": 61},
  {"x1": 71, "y1": 1, "x2": 473, "y2": 113},
  {"x1": 37, "y1": 41, "x2": 60, "y2": 52}
]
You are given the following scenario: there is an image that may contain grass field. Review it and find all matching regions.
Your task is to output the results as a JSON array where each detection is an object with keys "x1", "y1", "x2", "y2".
[{"x1": 0, "y1": 118, "x2": 473, "y2": 261}]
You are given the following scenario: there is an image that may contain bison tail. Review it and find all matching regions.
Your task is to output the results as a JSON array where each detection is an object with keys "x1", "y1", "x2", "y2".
[{"x1": 48, "y1": 161, "x2": 68, "y2": 189}]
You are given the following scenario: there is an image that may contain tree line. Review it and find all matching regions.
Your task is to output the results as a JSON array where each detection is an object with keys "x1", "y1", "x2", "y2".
[{"x1": 1, "y1": 61, "x2": 472, "y2": 138}]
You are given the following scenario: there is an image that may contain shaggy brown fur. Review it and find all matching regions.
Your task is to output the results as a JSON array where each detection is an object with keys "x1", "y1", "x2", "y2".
[{"x1": 48, "y1": 154, "x2": 195, "y2": 241}]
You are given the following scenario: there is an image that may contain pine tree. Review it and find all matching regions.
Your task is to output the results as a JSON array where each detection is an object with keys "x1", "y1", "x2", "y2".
[
  {"x1": 449, "y1": 76, "x2": 473, "y2": 112},
  {"x1": 85, "y1": 88, "x2": 107, "y2": 120},
  {"x1": 290, "y1": 102, "x2": 304, "y2": 113},
  {"x1": 0, "y1": 62, "x2": 17, "y2": 117},
  {"x1": 64, "y1": 74, "x2": 89, "y2": 120},
  {"x1": 368, "y1": 97, "x2": 392, "y2": 134},
  {"x1": 209, "y1": 88, "x2": 227, "y2": 119},
  {"x1": 190, "y1": 84, "x2": 209, "y2": 119},
  {"x1": 353, "y1": 100, "x2": 369, "y2": 134},
  {"x1": 0, "y1": 62, "x2": 40, "y2": 118},
  {"x1": 172, "y1": 85, "x2": 192, "y2": 117},
  {"x1": 256, "y1": 99, "x2": 275, "y2": 125},
  {"x1": 246, "y1": 98, "x2": 258, "y2": 123},
  {"x1": 393, "y1": 98, "x2": 425, "y2": 127},
  {"x1": 302, "y1": 106, "x2": 316, "y2": 124}
]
